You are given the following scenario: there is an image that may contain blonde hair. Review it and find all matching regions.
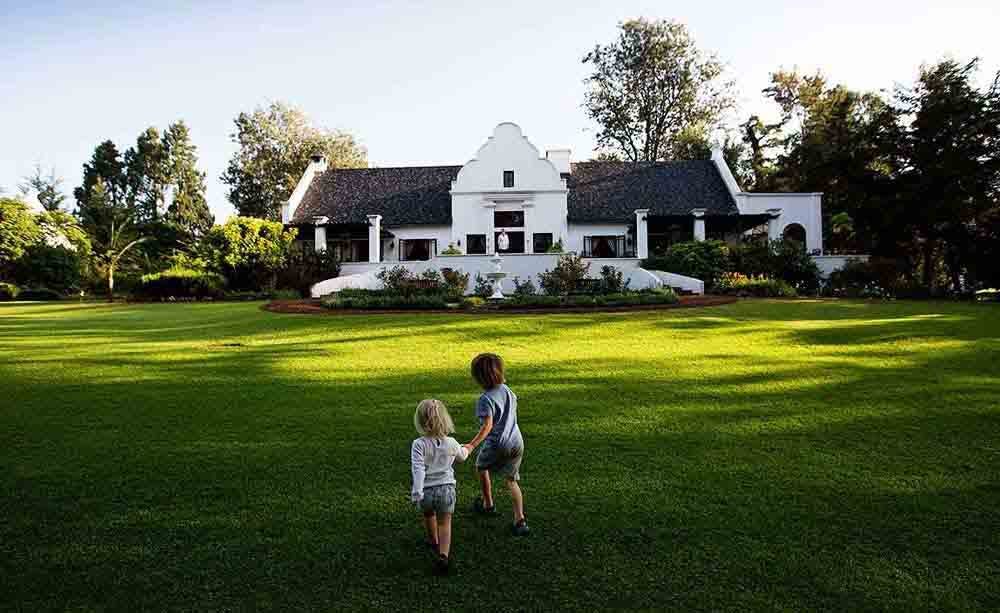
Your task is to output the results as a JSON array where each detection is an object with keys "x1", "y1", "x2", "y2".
[{"x1": 414, "y1": 399, "x2": 455, "y2": 438}]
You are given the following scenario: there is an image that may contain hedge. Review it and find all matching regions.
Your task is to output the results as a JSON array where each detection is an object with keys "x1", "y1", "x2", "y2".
[
  {"x1": 714, "y1": 273, "x2": 796, "y2": 298},
  {"x1": 0, "y1": 282, "x2": 20, "y2": 301},
  {"x1": 135, "y1": 268, "x2": 227, "y2": 301},
  {"x1": 17, "y1": 287, "x2": 63, "y2": 301},
  {"x1": 322, "y1": 293, "x2": 450, "y2": 310}
]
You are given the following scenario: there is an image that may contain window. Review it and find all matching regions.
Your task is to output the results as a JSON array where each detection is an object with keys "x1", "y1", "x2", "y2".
[
  {"x1": 493, "y1": 210, "x2": 524, "y2": 227},
  {"x1": 399, "y1": 239, "x2": 437, "y2": 261},
  {"x1": 466, "y1": 234, "x2": 487, "y2": 255},
  {"x1": 495, "y1": 231, "x2": 525, "y2": 253},
  {"x1": 503, "y1": 170, "x2": 514, "y2": 188},
  {"x1": 532, "y1": 233, "x2": 553, "y2": 253},
  {"x1": 582, "y1": 235, "x2": 631, "y2": 258},
  {"x1": 327, "y1": 239, "x2": 369, "y2": 262}
]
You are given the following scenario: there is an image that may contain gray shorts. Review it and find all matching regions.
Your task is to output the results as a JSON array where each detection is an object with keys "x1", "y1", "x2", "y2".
[
  {"x1": 476, "y1": 442, "x2": 523, "y2": 481},
  {"x1": 419, "y1": 483, "x2": 457, "y2": 515}
]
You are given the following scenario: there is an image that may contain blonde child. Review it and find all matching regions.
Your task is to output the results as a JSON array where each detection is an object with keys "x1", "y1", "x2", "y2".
[
  {"x1": 463, "y1": 353, "x2": 529, "y2": 536},
  {"x1": 410, "y1": 399, "x2": 469, "y2": 575}
]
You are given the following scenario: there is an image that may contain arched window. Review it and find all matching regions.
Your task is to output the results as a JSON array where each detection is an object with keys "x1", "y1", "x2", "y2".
[{"x1": 782, "y1": 223, "x2": 807, "y2": 250}]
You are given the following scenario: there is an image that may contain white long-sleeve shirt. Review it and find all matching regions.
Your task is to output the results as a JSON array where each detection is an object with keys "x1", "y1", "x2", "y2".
[{"x1": 410, "y1": 436, "x2": 469, "y2": 502}]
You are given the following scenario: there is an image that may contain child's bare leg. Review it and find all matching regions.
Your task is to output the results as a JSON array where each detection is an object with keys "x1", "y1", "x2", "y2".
[
  {"x1": 506, "y1": 477, "x2": 525, "y2": 523},
  {"x1": 436, "y1": 513, "x2": 452, "y2": 557},
  {"x1": 478, "y1": 469, "x2": 494, "y2": 508},
  {"x1": 422, "y1": 511, "x2": 438, "y2": 545}
]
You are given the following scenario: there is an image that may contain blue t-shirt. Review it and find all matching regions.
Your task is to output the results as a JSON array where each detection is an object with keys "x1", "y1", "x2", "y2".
[{"x1": 476, "y1": 383, "x2": 522, "y2": 449}]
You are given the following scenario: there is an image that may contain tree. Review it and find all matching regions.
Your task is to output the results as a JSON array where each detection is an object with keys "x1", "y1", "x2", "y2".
[
  {"x1": 203, "y1": 217, "x2": 297, "y2": 290},
  {"x1": 19, "y1": 164, "x2": 67, "y2": 211},
  {"x1": 163, "y1": 121, "x2": 213, "y2": 238},
  {"x1": 582, "y1": 19, "x2": 733, "y2": 163},
  {"x1": 86, "y1": 179, "x2": 149, "y2": 301},
  {"x1": 75, "y1": 140, "x2": 128, "y2": 241},
  {"x1": 221, "y1": 101, "x2": 367, "y2": 220},
  {"x1": 0, "y1": 196, "x2": 42, "y2": 271},
  {"x1": 745, "y1": 69, "x2": 900, "y2": 256},
  {"x1": 124, "y1": 127, "x2": 170, "y2": 224},
  {"x1": 892, "y1": 58, "x2": 1000, "y2": 291}
]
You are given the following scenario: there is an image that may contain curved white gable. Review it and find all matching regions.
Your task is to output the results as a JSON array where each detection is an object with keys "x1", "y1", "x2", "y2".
[{"x1": 451, "y1": 122, "x2": 567, "y2": 193}]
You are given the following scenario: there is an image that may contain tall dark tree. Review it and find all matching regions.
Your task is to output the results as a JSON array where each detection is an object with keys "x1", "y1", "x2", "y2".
[
  {"x1": 124, "y1": 127, "x2": 170, "y2": 224},
  {"x1": 892, "y1": 58, "x2": 1000, "y2": 291},
  {"x1": 745, "y1": 70, "x2": 900, "y2": 255},
  {"x1": 74, "y1": 141, "x2": 128, "y2": 243},
  {"x1": 19, "y1": 164, "x2": 67, "y2": 211},
  {"x1": 582, "y1": 19, "x2": 733, "y2": 163},
  {"x1": 222, "y1": 101, "x2": 367, "y2": 220},
  {"x1": 163, "y1": 121, "x2": 213, "y2": 237}
]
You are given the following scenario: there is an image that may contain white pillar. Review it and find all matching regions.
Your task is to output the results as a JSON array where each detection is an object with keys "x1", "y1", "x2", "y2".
[
  {"x1": 312, "y1": 216, "x2": 328, "y2": 253},
  {"x1": 484, "y1": 203, "x2": 496, "y2": 254},
  {"x1": 766, "y1": 208, "x2": 783, "y2": 242},
  {"x1": 634, "y1": 209, "x2": 650, "y2": 259},
  {"x1": 367, "y1": 214, "x2": 382, "y2": 263},
  {"x1": 523, "y1": 203, "x2": 534, "y2": 253},
  {"x1": 691, "y1": 208, "x2": 707, "y2": 242}
]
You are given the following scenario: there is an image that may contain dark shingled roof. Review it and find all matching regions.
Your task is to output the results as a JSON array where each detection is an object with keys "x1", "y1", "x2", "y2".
[
  {"x1": 293, "y1": 159, "x2": 738, "y2": 225},
  {"x1": 567, "y1": 160, "x2": 739, "y2": 222},
  {"x1": 293, "y1": 166, "x2": 461, "y2": 225}
]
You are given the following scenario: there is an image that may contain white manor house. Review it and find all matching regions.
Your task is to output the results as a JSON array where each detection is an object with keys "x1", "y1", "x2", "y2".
[{"x1": 285, "y1": 122, "x2": 845, "y2": 296}]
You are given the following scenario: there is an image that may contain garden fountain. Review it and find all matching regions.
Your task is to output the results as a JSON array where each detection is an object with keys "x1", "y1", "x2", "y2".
[{"x1": 486, "y1": 255, "x2": 507, "y2": 300}]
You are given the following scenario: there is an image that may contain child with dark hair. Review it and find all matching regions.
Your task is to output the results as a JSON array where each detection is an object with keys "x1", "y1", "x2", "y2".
[{"x1": 464, "y1": 353, "x2": 529, "y2": 536}]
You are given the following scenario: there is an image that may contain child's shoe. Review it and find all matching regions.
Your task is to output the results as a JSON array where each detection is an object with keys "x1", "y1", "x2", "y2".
[
  {"x1": 511, "y1": 518, "x2": 530, "y2": 536},
  {"x1": 432, "y1": 554, "x2": 450, "y2": 576},
  {"x1": 472, "y1": 497, "x2": 497, "y2": 516}
]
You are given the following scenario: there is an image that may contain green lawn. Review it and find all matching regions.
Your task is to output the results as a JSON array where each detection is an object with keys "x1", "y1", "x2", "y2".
[{"x1": 2, "y1": 300, "x2": 998, "y2": 611}]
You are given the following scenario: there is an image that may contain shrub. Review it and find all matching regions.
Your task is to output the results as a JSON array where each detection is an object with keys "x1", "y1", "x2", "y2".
[
  {"x1": 204, "y1": 217, "x2": 297, "y2": 291},
  {"x1": 473, "y1": 273, "x2": 493, "y2": 298},
  {"x1": 598, "y1": 265, "x2": 629, "y2": 294},
  {"x1": 0, "y1": 282, "x2": 20, "y2": 301},
  {"x1": 729, "y1": 239, "x2": 820, "y2": 295},
  {"x1": 715, "y1": 272, "x2": 796, "y2": 297},
  {"x1": 276, "y1": 248, "x2": 341, "y2": 298},
  {"x1": 461, "y1": 296, "x2": 486, "y2": 309},
  {"x1": 441, "y1": 268, "x2": 470, "y2": 295},
  {"x1": 538, "y1": 253, "x2": 590, "y2": 295},
  {"x1": 17, "y1": 287, "x2": 64, "y2": 301},
  {"x1": 376, "y1": 265, "x2": 413, "y2": 292},
  {"x1": 135, "y1": 268, "x2": 227, "y2": 301},
  {"x1": 546, "y1": 239, "x2": 565, "y2": 254},
  {"x1": 323, "y1": 293, "x2": 448, "y2": 310},
  {"x1": 440, "y1": 244, "x2": 462, "y2": 255},
  {"x1": 642, "y1": 240, "x2": 730, "y2": 289},
  {"x1": 512, "y1": 276, "x2": 537, "y2": 296},
  {"x1": 13, "y1": 244, "x2": 82, "y2": 293}
]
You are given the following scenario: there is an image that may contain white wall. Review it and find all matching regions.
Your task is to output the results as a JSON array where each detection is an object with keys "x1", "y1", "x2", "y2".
[
  {"x1": 321, "y1": 254, "x2": 642, "y2": 297},
  {"x1": 738, "y1": 193, "x2": 824, "y2": 254},
  {"x1": 381, "y1": 225, "x2": 452, "y2": 262},
  {"x1": 449, "y1": 123, "x2": 569, "y2": 254},
  {"x1": 567, "y1": 223, "x2": 630, "y2": 254}
]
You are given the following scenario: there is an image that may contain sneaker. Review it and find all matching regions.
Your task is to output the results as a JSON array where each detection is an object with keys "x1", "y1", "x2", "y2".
[
  {"x1": 432, "y1": 554, "x2": 450, "y2": 576},
  {"x1": 472, "y1": 497, "x2": 497, "y2": 516},
  {"x1": 511, "y1": 518, "x2": 530, "y2": 536}
]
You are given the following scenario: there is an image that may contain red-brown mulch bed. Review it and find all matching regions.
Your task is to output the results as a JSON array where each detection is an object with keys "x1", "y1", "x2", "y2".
[{"x1": 263, "y1": 295, "x2": 737, "y2": 316}]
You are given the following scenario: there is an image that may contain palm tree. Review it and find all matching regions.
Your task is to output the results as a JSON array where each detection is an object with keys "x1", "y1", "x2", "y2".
[{"x1": 100, "y1": 218, "x2": 148, "y2": 302}]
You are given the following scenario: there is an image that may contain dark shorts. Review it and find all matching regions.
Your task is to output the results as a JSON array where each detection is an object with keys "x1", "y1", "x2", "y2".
[{"x1": 476, "y1": 442, "x2": 523, "y2": 481}]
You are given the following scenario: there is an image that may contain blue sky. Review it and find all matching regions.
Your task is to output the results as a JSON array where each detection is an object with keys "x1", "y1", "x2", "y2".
[{"x1": 2, "y1": 0, "x2": 997, "y2": 220}]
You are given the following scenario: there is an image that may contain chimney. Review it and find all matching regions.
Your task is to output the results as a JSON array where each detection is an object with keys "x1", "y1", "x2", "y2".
[{"x1": 546, "y1": 148, "x2": 572, "y2": 175}]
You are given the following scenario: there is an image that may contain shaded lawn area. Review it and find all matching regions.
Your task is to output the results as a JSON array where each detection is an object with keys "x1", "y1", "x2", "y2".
[{"x1": 1, "y1": 299, "x2": 998, "y2": 611}]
